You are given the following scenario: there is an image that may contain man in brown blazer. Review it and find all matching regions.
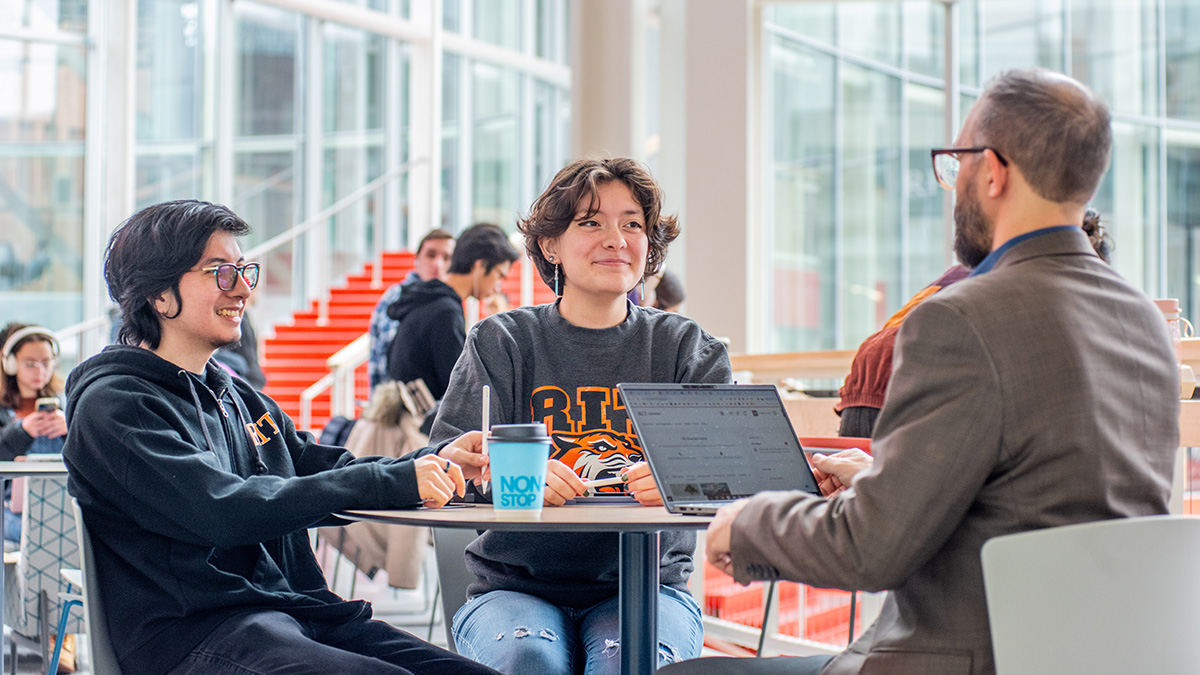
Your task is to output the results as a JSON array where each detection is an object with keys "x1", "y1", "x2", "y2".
[{"x1": 664, "y1": 69, "x2": 1180, "y2": 675}]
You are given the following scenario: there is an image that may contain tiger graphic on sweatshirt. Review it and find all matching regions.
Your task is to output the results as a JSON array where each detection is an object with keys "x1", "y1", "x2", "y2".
[{"x1": 530, "y1": 385, "x2": 641, "y2": 489}]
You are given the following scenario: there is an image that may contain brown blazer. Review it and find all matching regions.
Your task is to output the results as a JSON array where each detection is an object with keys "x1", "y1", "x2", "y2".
[{"x1": 732, "y1": 228, "x2": 1179, "y2": 675}]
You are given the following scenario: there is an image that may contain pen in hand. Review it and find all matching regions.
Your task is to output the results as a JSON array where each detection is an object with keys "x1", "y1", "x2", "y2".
[{"x1": 580, "y1": 475, "x2": 628, "y2": 497}]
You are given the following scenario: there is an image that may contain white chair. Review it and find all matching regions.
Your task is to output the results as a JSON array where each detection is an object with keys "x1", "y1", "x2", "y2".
[
  {"x1": 69, "y1": 499, "x2": 124, "y2": 675},
  {"x1": 981, "y1": 515, "x2": 1200, "y2": 675},
  {"x1": 431, "y1": 528, "x2": 479, "y2": 654}
]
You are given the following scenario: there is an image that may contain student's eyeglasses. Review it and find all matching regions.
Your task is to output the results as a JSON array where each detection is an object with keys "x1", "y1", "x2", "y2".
[
  {"x1": 20, "y1": 359, "x2": 57, "y2": 371},
  {"x1": 930, "y1": 147, "x2": 1009, "y2": 190},
  {"x1": 197, "y1": 262, "x2": 261, "y2": 291}
]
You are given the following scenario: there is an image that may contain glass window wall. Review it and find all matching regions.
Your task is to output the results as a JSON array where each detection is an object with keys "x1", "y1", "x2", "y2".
[
  {"x1": 765, "y1": 0, "x2": 1200, "y2": 350},
  {"x1": 0, "y1": 37, "x2": 87, "y2": 328},
  {"x1": 1, "y1": 0, "x2": 568, "y2": 339}
]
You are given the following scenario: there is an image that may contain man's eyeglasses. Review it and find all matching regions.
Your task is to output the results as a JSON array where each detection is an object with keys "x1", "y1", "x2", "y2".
[
  {"x1": 930, "y1": 147, "x2": 1009, "y2": 190},
  {"x1": 197, "y1": 262, "x2": 261, "y2": 291}
]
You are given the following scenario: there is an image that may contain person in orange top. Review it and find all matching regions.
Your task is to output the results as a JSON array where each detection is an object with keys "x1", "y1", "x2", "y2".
[{"x1": 836, "y1": 207, "x2": 1110, "y2": 438}]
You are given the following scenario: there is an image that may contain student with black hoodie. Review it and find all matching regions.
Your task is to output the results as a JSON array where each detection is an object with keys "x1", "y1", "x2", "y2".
[
  {"x1": 62, "y1": 200, "x2": 499, "y2": 675},
  {"x1": 386, "y1": 223, "x2": 519, "y2": 399}
]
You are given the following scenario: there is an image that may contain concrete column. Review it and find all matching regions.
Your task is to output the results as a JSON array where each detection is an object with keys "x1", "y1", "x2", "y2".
[
  {"x1": 569, "y1": 0, "x2": 646, "y2": 159},
  {"x1": 675, "y1": 0, "x2": 758, "y2": 353}
]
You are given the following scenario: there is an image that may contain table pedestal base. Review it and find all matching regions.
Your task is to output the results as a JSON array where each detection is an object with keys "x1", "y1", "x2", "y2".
[{"x1": 619, "y1": 531, "x2": 660, "y2": 675}]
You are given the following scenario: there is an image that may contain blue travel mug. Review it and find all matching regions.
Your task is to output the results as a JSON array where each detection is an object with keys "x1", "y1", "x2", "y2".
[{"x1": 489, "y1": 423, "x2": 552, "y2": 519}]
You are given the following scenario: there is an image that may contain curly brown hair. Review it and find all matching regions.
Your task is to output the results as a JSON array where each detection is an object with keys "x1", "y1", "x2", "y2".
[{"x1": 517, "y1": 157, "x2": 680, "y2": 292}]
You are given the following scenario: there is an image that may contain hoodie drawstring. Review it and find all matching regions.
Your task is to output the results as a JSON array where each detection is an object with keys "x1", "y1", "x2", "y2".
[
  {"x1": 179, "y1": 370, "x2": 269, "y2": 475},
  {"x1": 180, "y1": 370, "x2": 220, "y2": 456}
]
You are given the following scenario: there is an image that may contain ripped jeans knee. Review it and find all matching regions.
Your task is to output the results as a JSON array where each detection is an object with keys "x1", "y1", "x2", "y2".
[
  {"x1": 493, "y1": 626, "x2": 560, "y2": 642},
  {"x1": 452, "y1": 591, "x2": 576, "y2": 673},
  {"x1": 590, "y1": 637, "x2": 682, "y2": 663}
]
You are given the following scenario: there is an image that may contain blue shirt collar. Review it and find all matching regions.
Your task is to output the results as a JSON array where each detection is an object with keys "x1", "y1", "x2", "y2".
[{"x1": 969, "y1": 225, "x2": 1079, "y2": 277}]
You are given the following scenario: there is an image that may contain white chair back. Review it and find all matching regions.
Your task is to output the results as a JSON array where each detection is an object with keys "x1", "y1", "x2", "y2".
[
  {"x1": 70, "y1": 499, "x2": 124, "y2": 675},
  {"x1": 981, "y1": 515, "x2": 1200, "y2": 675}
]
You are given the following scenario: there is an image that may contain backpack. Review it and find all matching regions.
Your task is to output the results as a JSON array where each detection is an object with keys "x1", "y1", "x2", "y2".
[{"x1": 318, "y1": 415, "x2": 356, "y2": 447}]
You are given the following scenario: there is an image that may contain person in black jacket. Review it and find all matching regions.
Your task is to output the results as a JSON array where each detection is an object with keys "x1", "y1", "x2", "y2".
[
  {"x1": 386, "y1": 223, "x2": 519, "y2": 399},
  {"x1": 63, "y1": 200, "x2": 498, "y2": 675}
]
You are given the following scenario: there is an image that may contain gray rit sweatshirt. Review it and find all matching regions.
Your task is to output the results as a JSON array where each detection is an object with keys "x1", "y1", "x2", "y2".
[{"x1": 430, "y1": 300, "x2": 732, "y2": 608}]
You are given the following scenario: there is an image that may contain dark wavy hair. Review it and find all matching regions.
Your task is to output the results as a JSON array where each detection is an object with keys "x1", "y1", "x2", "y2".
[
  {"x1": 517, "y1": 157, "x2": 680, "y2": 291},
  {"x1": 447, "y1": 223, "x2": 520, "y2": 275},
  {"x1": 1082, "y1": 206, "x2": 1112, "y2": 263},
  {"x1": 105, "y1": 200, "x2": 251, "y2": 350}
]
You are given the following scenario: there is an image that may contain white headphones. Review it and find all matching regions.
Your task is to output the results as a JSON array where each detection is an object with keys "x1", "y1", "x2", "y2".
[{"x1": 2, "y1": 326, "x2": 60, "y2": 376}]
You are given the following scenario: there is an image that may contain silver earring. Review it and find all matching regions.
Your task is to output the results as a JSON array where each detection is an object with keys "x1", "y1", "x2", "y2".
[{"x1": 553, "y1": 262, "x2": 560, "y2": 296}]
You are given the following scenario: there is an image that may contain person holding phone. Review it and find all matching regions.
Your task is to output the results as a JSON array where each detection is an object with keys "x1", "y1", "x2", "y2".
[
  {"x1": 1, "y1": 323, "x2": 68, "y2": 536},
  {"x1": 0, "y1": 323, "x2": 67, "y2": 460},
  {"x1": 0, "y1": 323, "x2": 75, "y2": 669}
]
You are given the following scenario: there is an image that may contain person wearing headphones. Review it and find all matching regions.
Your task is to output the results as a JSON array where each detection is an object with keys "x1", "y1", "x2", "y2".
[
  {"x1": 0, "y1": 323, "x2": 66, "y2": 463},
  {"x1": 1, "y1": 323, "x2": 68, "y2": 525},
  {"x1": 1, "y1": 323, "x2": 75, "y2": 669}
]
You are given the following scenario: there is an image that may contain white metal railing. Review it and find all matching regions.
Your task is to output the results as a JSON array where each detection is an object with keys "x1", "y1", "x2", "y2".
[
  {"x1": 56, "y1": 161, "x2": 422, "y2": 363},
  {"x1": 54, "y1": 314, "x2": 110, "y2": 342},
  {"x1": 299, "y1": 334, "x2": 370, "y2": 430},
  {"x1": 245, "y1": 160, "x2": 424, "y2": 322}
]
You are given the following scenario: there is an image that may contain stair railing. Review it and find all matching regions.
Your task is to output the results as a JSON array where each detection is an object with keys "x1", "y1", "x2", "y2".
[
  {"x1": 55, "y1": 161, "x2": 424, "y2": 362},
  {"x1": 299, "y1": 334, "x2": 370, "y2": 431},
  {"x1": 245, "y1": 159, "x2": 425, "y2": 325}
]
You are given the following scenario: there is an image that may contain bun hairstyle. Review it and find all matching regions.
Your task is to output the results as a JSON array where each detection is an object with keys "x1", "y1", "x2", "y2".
[{"x1": 1082, "y1": 206, "x2": 1112, "y2": 263}]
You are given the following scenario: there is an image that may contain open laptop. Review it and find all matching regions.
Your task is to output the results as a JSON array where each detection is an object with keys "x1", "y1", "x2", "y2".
[{"x1": 618, "y1": 383, "x2": 823, "y2": 516}]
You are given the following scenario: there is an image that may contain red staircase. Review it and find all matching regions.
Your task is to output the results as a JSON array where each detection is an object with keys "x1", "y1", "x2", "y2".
[
  {"x1": 702, "y1": 561, "x2": 857, "y2": 647},
  {"x1": 261, "y1": 251, "x2": 555, "y2": 433}
]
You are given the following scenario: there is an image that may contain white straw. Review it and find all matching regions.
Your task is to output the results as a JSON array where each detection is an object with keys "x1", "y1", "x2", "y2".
[{"x1": 481, "y1": 385, "x2": 490, "y2": 493}]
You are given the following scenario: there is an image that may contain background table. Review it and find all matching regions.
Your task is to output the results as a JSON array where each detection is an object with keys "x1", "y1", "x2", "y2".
[
  {"x1": 0, "y1": 460, "x2": 69, "y2": 667},
  {"x1": 344, "y1": 503, "x2": 712, "y2": 675}
]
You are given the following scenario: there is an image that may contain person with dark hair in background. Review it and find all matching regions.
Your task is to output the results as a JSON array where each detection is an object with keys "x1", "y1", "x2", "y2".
[
  {"x1": 368, "y1": 228, "x2": 456, "y2": 390},
  {"x1": 678, "y1": 69, "x2": 1177, "y2": 675},
  {"x1": 213, "y1": 308, "x2": 267, "y2": 389},
  {"x1": 651, "y1": 269, "x2": 686, "y2": 312},
  {"x1": 430, "y1": 157, "x2": 731, "y2": 675},
  {"x1": 386, "y1": 223, "x2": 519, "y2": 401},
  {"x1": 836, "y1": 206, "x2": 1112, "y2": 439},
  {"x1": 62, "y1": 199, "x2": 500, "y2": 675}
]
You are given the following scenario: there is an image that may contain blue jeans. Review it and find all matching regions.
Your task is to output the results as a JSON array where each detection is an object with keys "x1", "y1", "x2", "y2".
[{"x1": 453, "y1": 586, "x2": 703, "y2": 675}]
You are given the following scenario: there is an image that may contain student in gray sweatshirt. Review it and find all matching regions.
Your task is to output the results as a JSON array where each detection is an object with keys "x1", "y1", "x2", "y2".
[{"x1": 429, "y1": 157, "x2": 731, "y2": 675}]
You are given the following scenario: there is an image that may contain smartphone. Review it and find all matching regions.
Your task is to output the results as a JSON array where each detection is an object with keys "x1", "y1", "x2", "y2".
[{"x1": 36, "y1": 397, "x2": 59, "y2": 413}]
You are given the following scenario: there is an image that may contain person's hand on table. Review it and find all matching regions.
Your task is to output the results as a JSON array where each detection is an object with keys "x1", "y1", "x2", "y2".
[
  {"x1": 438, "y1": 431, "x2": 490, "y2": 483},
  {"x1": 543, "y1": 459, "x2": 586, "y2": 506},
  {"x1": 414, "y1": 455, "x2": 465, "y2": 508},
  {"x1": 620, "y1": 461, "x2": 662, "y2": 506},
  {"x1": 705, "y1": 499, "x2": 749, "y2": 578},
  {"x1": 810, "y1": 448, "x2": 873, "y2": 497}
]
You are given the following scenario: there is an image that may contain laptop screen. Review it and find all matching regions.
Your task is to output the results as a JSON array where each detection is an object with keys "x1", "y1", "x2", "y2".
[{"x1": 619, "y1": 383, "x2": 822, "y2": 506}]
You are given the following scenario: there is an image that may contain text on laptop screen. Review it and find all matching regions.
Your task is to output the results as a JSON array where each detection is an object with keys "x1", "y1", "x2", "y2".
[{"x1": 621, "y1": 386, "x2": 821, "y2": 505}]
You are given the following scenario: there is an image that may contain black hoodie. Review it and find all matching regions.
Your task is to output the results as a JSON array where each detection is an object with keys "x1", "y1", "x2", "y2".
[
  {"x1": 385, "y1": 278, "x2": 465, "y2": 398},
  {"x1": 63, "y1": 346, "x2": 429, "y2": 673}
]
